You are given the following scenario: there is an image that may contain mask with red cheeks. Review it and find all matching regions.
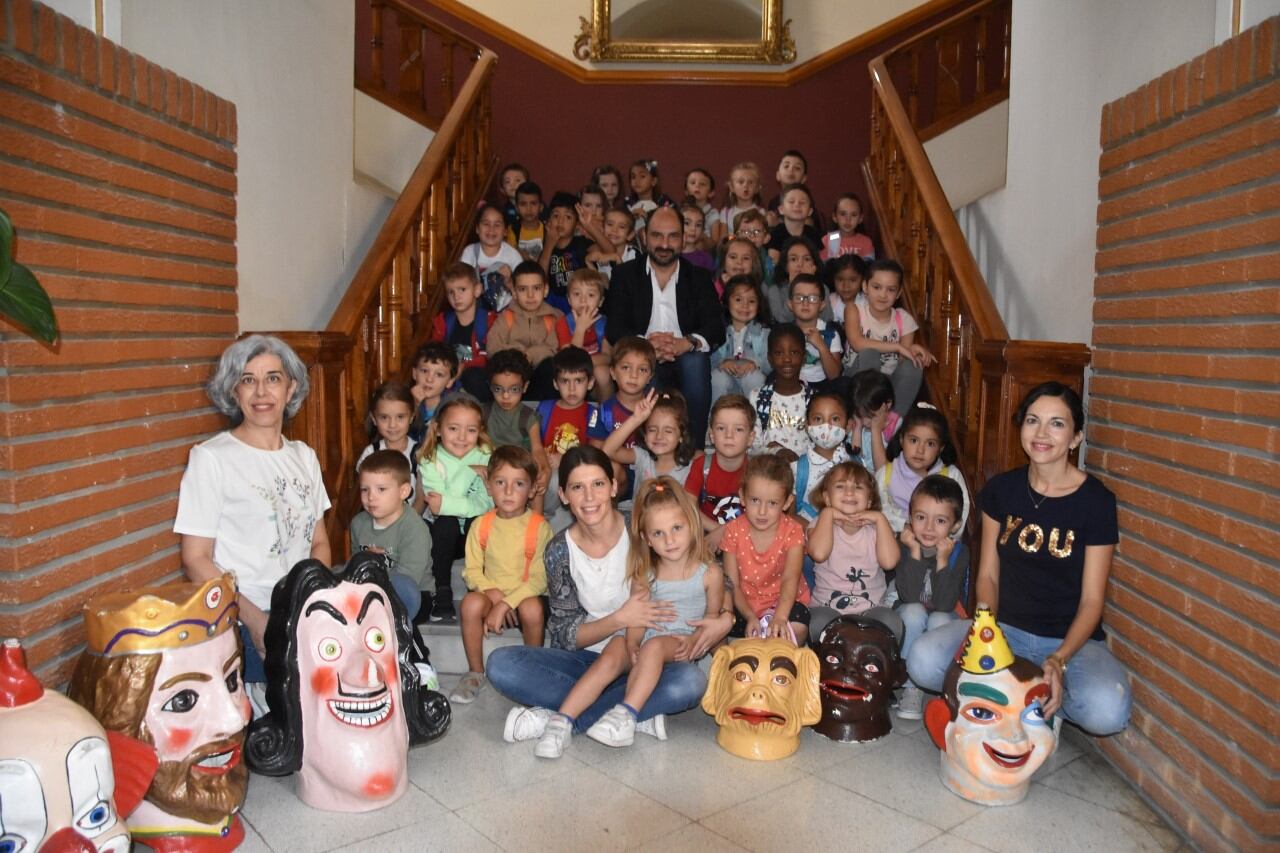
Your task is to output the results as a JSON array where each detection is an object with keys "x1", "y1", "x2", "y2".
[{"x1": 295, "y1": 583, "x2": 408, "y2": 811}]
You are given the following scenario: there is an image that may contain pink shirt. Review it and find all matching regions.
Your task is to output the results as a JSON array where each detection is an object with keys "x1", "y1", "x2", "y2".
[
  {"x1": 809, "y1": 519, "x2": 887, "y2": 614},
  {"x1": 722, "y1": 514, "x2": 810, "y2": 617}
]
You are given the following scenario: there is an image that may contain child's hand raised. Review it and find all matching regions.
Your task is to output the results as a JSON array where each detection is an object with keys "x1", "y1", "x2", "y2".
[
  {"x1": 575, "y1": 202, "x2": 597, "y2": 227},
  {"x1": 935, "y1": 533, "x2": 956, "y2": 568},
  {"x1": 900, "y1": 525, "x2": 922, "y2": 560},
  {"x1": 849, "y1": 509, "x2": 886, "y2": 529},
  {"x1": 631, "y1": 388, "x2": 659, "y2": 421}
]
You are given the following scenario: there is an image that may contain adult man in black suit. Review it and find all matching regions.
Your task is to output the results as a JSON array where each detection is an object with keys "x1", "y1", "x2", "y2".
[{"x1": 604, "y1": 207, "x2": 726, "y2": 447}]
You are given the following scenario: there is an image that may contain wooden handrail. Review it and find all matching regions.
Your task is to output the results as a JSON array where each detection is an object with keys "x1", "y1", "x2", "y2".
[
  {"x1": 358, "y1": 0, "x2": 484, "y2": 129},
  {"x1": 272, "y1": 44, "x2": 498, "y2": 558},
  {"x1": 863, "y1": 0, "x2": 1090, "y2": 496}
]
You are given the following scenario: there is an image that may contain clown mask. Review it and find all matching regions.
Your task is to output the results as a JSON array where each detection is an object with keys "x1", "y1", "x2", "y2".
[
  {"x1": 1, "y1": 639, "x2": 139, "y2": 853},
  {"x1": 701, "y1": 638, "x2": 821, "y2": 761},
  {"x1": 813, "y1": 616, "x2": 904, "y2": 743},
  {"x1": 294, "y1": 582, "x2": 409, "y2": 811},
  {"x1": 925, "y1": 608, "x2": 1060, "y2": 805}
]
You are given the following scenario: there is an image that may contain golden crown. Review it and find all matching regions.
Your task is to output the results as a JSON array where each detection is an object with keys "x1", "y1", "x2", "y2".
[
  {"x1": 956, "y1": 606, "x2": 1014, "y2": 675},
  {"x1": 83, "y1": 574, "x2": 239, "y2": 656}
]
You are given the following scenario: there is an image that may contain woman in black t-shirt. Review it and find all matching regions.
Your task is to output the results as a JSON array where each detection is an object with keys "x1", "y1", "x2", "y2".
[{"x1": 904, "y1": 383, "x2": 1131, "y2": 735}]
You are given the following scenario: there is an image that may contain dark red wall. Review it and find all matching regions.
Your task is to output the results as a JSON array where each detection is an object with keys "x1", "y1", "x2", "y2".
[{"x1": 364, "y1": 2, "x2": 967, "y2": 232}]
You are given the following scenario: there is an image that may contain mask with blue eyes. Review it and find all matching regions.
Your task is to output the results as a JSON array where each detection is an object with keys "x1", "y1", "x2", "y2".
[
  {"x1": 923, "y1": 609, "x2": 1060, "y2": 806},
  {"x1": 1, "y1": 639, "x2": 137, "y2": 853}
]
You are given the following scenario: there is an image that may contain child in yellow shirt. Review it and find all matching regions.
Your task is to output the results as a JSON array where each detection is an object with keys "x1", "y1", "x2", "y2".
[{"x1": 451, "y1": 445, "x2": 551, "y2": 704}]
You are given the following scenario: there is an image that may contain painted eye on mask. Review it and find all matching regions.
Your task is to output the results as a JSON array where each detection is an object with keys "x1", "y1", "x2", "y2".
[
  {"x1": 962, "y1": 705, "x2": 998, "y2": 723},
  {"x1": 318, "y1": 638, "x2": 342, "y2": 661},
  {"x1": 161, "y1": 689, "x2": 199, "y2": 713},
  {"x1": 824, "y1": 654, "x2": 841, "y2": 665},
  {"x1": 1022, "y1": 702, "x2": 1049, "y2": 727},
  {"x1": 365, "y1": 627, "x2": 387, "y2": 653},
  {"x1": 75, "y1": 801, "x2": 112, "y2": 832},
  {"x1": 863, "y1": 662, "x2": 880, "y2": 674}
]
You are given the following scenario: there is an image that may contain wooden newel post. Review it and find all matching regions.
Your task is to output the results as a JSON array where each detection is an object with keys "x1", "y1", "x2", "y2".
[
  {"x1": 262, "y1": 331, "x2": 354, "y2": 557},
  {"x1": 974, "y1": 340, "x2": 1091, "y2": 492}
]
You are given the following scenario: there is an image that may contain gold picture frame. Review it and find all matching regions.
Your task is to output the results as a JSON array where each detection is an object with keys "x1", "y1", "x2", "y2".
[{"x1": 574, "y1": 0, "x2": 795, "y2": 64}]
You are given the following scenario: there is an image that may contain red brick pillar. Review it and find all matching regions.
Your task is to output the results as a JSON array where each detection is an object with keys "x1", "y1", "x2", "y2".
[
  {"x1": 0, "y1": 0, "x2": 238, "y2": 684},
  {"x1": 1089, "y1": 18, "x2": 1278, "y2": 852}
]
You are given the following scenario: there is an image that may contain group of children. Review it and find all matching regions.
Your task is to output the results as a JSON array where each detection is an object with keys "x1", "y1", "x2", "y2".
[{"x1": 345, "y1": 150, "x2": 977, "y2": 733}]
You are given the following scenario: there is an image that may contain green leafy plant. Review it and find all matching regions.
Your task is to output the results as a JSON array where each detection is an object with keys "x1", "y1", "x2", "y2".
[{"x1": 0, "y1": 207, "x2": 57, "y2": 344}]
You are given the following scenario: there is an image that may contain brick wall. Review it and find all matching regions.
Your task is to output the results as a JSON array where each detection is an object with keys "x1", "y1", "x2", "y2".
[
  {"x1": 0, "y1": 0, "x2": 237, "y2": 684},
  {"x1": 1090, "y1": 18, "x2": 1277, "y2": 853}
]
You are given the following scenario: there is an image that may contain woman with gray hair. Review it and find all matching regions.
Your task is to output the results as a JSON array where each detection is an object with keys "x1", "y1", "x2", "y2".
[{"x1": 174, "y1": 335, "x2": 331, "y2": 684}]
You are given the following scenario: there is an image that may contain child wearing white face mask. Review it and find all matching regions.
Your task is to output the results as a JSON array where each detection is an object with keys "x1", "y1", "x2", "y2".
[{"x1": 792, "y1": 393, "x2": 853, "y2": 523}]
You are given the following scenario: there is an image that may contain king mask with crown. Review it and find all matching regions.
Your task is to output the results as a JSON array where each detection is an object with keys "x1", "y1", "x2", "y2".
[
  {"x1": 924, "y1": 607, "x2": 1060, "y2": 806},
  {"x1": 1, "y1": 638, "x2": 153, "y2": 853},
  {"x1": 68, "y1": 574, "x2": 250, "y2": 852}
]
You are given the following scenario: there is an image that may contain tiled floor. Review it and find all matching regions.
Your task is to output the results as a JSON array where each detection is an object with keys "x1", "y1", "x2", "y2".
[{"x1": 236, "y1": 674, "x2": 1183, "y2": 853}]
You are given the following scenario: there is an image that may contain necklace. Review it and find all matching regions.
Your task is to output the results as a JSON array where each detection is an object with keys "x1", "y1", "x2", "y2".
[{"x1": 1027, "y1": 473, "x2": 1051, "y2": 510}]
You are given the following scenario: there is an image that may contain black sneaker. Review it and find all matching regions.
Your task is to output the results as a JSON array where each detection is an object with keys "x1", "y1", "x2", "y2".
[
  {"x1": 413, "y1": 592, "x2": 433, "y2": 626},
  {"x1": 429, "y1": 593, "x2": 456, "y2": 623}
]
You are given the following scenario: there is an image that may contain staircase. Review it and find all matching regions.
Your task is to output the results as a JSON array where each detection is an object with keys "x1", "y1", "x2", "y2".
[
  {"x1": 862, "y1": 0, "x2": 1089, "y2": 499},
  {"x1": 270, "y1": 0, "x2": 1090, "y2": 665}
]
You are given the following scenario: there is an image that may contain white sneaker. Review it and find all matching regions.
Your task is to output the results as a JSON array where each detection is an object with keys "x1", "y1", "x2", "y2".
[
  {"x1": 897, "y1": 683, "x2": 925, "y2": 720},
  {"x1": 534, "y1": 714, "x2": 573, "y2": 758},
  {"x1": 636, "y1": 713, "x2": 667, "y2": 741},
  {"x1": 585, "y1": 704, "x2": 636, "y2": 747},
  {"x1": 449, "y1": 672, "x2": 485, "y2": 705},
  {"x1": 503, "y1": 706, "x2": 550, "y2": 743}
]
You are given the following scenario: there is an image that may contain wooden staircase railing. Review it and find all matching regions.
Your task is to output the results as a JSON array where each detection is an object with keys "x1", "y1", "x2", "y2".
[
  {"x1": 862, "y1": 0, "x2": 1090, "y2": 498},
  {"x1": 272, "y1": 31, "x2": 498, "y2": 559},
  {"x1": 357, "y1": 0, "x2": 485, "y2": 131}
]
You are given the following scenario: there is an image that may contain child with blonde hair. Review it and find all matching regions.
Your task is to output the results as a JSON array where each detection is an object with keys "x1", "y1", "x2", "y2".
[
  {"x1": 713, "y1": 161, "x2": 766, "y2": 244},
  {"x1": 418, "y1": 397, "x2": 494, "y2": 622},
  {"x1": 534, "y1": 477, "x2": 722, "y2": 757},
  {"x1": 721, "y1": 454, "x2": 810, "y2": 644}
]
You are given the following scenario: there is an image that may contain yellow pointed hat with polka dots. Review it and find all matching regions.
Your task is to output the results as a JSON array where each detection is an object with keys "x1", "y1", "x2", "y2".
[{"x1": 956, "y1": 607, "x2": 1014, "y2": 675}]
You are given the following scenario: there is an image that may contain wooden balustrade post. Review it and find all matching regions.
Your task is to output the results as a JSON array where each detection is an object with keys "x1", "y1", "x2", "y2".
[
  {"x1": 441, "y1": 37, "x2": 455, "y2": 114},
  {"x1": 399, "y1": 18, "x2": 423, "y2": 107},
  {"x1": 370, "y1": 1, "x2": 385, "y2": 90},
  {"x1": 974, "y1": 341, "x2": 1091, "y2": 491}
]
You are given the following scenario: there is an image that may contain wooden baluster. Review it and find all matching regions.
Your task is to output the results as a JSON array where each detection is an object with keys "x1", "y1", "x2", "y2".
[
  {"x1": 1001, "y1": 7, "x2": 1011, "y2": 89},
  {"x1": 449, "y1": 147, "x2": 463, "y2": 234},
  {"x1": 424, "y1": 179, "x2": 441, "y2": 294},
  {"x1": 416, "y1": 200, "x2": 430, "y2": 314},
  {"x1": 907, "y1": 45, "x2": 920, "y2": 126},
  {"x1": 440, "y1": 37, "x2": 455, "y2": 116},
  {"x1": 370, "y1": 1, "x2": 385, "y2": 90},
  {"x1": 399, "y1": 17, "x2": 422, "y2": 111},
  {"x1": 975, "y1": 11, "x2": 989, "y2": 97}
]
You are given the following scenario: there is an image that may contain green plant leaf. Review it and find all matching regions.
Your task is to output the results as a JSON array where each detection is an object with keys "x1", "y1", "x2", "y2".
[
  {"x1": 0, "y1": 208, "x2": 12, "y2": 285},
  {"x1": 0, "y1": 261, "x2": 58, "y2": 343}
]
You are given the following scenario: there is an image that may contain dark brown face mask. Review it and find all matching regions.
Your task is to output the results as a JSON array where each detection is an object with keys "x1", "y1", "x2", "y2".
[{"x1": 813, "y1": 616, "x2": 905, "y2": 742}]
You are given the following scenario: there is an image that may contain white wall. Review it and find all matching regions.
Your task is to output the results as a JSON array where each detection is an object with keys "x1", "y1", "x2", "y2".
[
  {"x1": 923, "y1": 100, "x2": 1008, "y2": 209},
  {"x1": 458, "y1": 0, "x2": 930, "y2": 70},
  {"x1": 959, "y1": 0, "x2": 1216, "y2": 343},
  {"x1": 38, "y1": 0, "x2": 121, "y2": 41},
  {"x1": 354, "y1": 92, "x2": 435, "y2": 198},
  {"x1": 1215, "y1": 0, "x2": 1280, "y2": 40},
  {"x1": 118, "y1": 0, "x2": 392, "y2": 331}
]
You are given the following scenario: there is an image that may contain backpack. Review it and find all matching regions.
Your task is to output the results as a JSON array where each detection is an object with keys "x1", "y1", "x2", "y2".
[
  {"x1": 443, "y1": 310, "x2": 491, "y2": 365},
  {"x1": 502, "y1": 309, "x2": 556, "y2": 338},
  {"x1": 474, "y1": 510, "x2": 545, "y2": 582},
  {"x1": 754, "y1": 382, "x2": 815, "y2": 434},
  {"x1": 564, "y1": 311, "x2": 608, "y2": 353},
  {"x1": 537, "y1": 400, "x2": 601, "y2": 447}
]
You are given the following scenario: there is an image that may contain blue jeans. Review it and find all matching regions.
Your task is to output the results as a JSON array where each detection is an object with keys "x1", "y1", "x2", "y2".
[
  {"x1": 711, "y1": 366, "x2": 766, "y2": 404},
  {"x1": 389, "y1": 572, "x2": 421, "y2": 623},
  {"x1": 238, "y1": 622, "x2": 266, "y2": 684},
  {"x1": 905, "y1": 618, "x2": 1132, "y2": 735},
  {"x1": 898, "y1": 603, "x2": 958, "y2": 660},
  {"x1": 655, "y1": 351, "x2": 711, "y2": 449},
  {"x1": 486, "y1": 644, "x2": 707, "y2": 732}
]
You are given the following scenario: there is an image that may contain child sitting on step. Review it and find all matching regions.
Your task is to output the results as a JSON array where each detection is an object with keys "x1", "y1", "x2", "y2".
[
  {"x1": 486, "y1": 261, "x2": 563, "y2": 400},
  {"x1": 749, "y1": 323, "x2": 813, "y2": 462},
  {"x1": 428, "y1": 262, "x2": 495, "y2": 400},
  {"x1": 452, "y1": 446, "x2": 551, "y2": 706}
]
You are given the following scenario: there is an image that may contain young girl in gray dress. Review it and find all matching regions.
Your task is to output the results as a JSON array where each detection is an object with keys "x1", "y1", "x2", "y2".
[{"x1": 537, "y1": 476, "x2": 722, "y2": 754}]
